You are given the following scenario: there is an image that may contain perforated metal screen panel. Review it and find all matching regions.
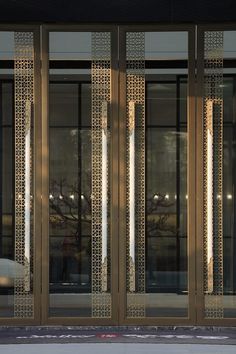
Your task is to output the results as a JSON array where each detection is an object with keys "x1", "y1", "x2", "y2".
[
  {"x1": 203, "y1": 31, "x2": 224, "y2": 319},
  {"x1": 126, "y1": 32, "x2": 146, "y2": 318},
  {"x1": 91, "y1": 32, "x2": 111, "y2": 318},
  {"x1": 14, "y1": 31, "x2": 34, "y2": 318}
]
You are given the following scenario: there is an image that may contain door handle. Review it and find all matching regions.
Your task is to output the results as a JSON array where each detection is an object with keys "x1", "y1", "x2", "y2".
[{"x1": 129, "y1": 101, "x2": 136, "y2": 293}]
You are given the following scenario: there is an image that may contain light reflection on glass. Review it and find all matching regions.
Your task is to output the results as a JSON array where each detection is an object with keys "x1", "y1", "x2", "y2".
[
  {"x1": 206, "y1": 99, "x2": 213, "y2": 293},
  {"x1": 129, "y1": 101, "x2": 135, "y2": 292},
  {"x1": 101, "y1": 101, "x2": 108, "y2": 292},
  {"x1": 24, "y1": 100, "x2": 31, "y2": 292}
]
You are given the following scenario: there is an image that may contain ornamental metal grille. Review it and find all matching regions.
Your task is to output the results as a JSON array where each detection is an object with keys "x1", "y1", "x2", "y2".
[
  {"x1": 91, "y1": 32, "x2": 111, "y2": 318},
  {"x1": 203, "y1": 31, "x2": 224, "y2": 319},
  {"x1": 14, "y1": 32, "x2": 34, "y2": 318},
  {"x1": 126, "y1": 32, "x2": 145, "y2": 318}
]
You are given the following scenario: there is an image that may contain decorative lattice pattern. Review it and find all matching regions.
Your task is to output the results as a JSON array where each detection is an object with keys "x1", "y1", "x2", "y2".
[
  {"x1": 14, "y1": 32, "x2": 34, "y2": 318},
  {"x1": 91, "y1": 32, "x2": 111, "y2": 318},
  {"x1": 126, "y1": 32, "x2": 145, "y2": 317},
  {"x1": 203, "y1": 31, "x2": 224, "y2": 319}
]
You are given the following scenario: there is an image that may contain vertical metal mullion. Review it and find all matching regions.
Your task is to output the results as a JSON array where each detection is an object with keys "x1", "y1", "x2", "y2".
[
  {"x1": 232, "y1": 76, "x2": 236, "y2": 294},
  {"x1": 0, "y1": 81, "x2": 2, "y2": 259},
  {"x1": 118, "y1": 27, "x2": 127, "y2": 324},
  {"x1": 77, "y1": 83, "x2": 82, "y2": 275},
  {"x1": 144, "y1": 82, "x2": 147, "y2": 295},
  {"x1": 188, "y1": 26, "x2": 197, "y2": 324},
  {"x1": 12, "y1": 80, "x2": 15, "y2": 262},
  {"x1": 196, "y1": 26, "x2": 205, "y2": 323},
  {"x1": 111, "y1": 27, "x2": 119, "y2": 324},
  {"x1": 41, "y1": 26, "x2": 49, "y2": 324},
  {"x1": 176, "y1": 75, "x2": 181, "y2": 294},
  {"x1": 33, "y1": 27, "x2": 42, "y2": 324}
]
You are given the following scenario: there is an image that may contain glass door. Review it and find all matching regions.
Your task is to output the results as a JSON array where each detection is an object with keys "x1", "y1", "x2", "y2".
[
  {"x1": 196, "y1": 27, "x2": 236, "y2": 325},
  {"x1": 119, "y1": 27, "x2": 196, "y2": 324},
  {"x1": 42, "y1": 26, "x2": 197, "y2": 325},
  {"x1": 42, "y1": 28, "x2": 119, "y2": 324},
  {"x1": 2, "y1": 25, "x2": 236, "y2": 326},
  {"x1": 0, "y1": 28, "x2": 41, "y2": 325}
]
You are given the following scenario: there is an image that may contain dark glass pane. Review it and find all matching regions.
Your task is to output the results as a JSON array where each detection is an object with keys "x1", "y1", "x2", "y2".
[
  {"x1": 223, "y1": 74, "x2": 236, "y2": 317},
  {"x1": 49, "y1": 82, "x2": 92, "y2": 316},
  {"x1": 49, "y1": 32, "x2": 111, "y2": 318},
  {"x1": 126, "y1": 31, "x2": 188, "y2": 318},
  {"x1": 0, "y1": 80, "x2": 14, "y2": 317}
]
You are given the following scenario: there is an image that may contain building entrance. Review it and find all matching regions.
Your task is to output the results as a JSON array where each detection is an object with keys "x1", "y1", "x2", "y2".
[{"x1": 0, "y1": 26, "x2": 235, "y2": 326}]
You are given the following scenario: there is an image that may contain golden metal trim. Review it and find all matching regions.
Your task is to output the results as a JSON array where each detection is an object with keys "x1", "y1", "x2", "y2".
[
  {"x1": 91, "y1": 32, "x2": 111, "y2": 317},
  {"x1": 14, "y1": 31, "x2": 34, "y2": 318},
  {"x1": 126, "y1": 32, "x2": 145, "y2": 317},
  {"x1": 203, "y1": 31, "x2": 224, "y2": 319}
]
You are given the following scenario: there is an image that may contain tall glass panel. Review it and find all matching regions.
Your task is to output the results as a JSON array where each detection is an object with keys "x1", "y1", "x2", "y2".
[
  {"x1": 125, "y1": 32, "x2": 188, "y2": 317},
  {"x1": 49, "y1": 32, "x2": 111, "y2": 317},
  {"x1": 0, "y1": 32, "x2": 35, "y2": 318},
  {"x1": 203, "y1": 31, "x2": 224, "y2": 319},
  {"x1": 203, "y1": 31, "x2": 236, "y2": 319},
  {"x1": 222, "y1": 31, "x2": 236, "y2": 318}
]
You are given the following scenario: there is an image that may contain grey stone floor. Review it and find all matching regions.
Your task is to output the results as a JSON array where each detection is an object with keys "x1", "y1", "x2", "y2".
[{"x1": 0, "y1": 344, "x2": 235, "y2": 354}]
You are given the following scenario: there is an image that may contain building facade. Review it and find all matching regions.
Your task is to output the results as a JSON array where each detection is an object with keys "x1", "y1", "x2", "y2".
[{"x1": 0, "y1": 1, "x2": 236, "y2": 326}]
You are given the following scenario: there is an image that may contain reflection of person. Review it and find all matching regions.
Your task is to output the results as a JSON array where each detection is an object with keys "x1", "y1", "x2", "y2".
[
  {"x1": 147, "y1": 242, "x2": 158, "y2": 285},
  {"x1": 62, "y1": 236, "x2": 78, "y2": 282},
  {"x1": 79, "y1": 243, "x2": 91, "y2": 285}
]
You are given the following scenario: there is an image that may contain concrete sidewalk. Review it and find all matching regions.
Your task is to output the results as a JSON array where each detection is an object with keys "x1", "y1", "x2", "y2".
[
  {"x1": 0, "y1": 343, "x2": 236, "y2": 354},
  {"x1": 1, "y1": 326, "x2": 236, "y2": 345},
  {"x1": 1, "y1": 326, "x2": 236, "y2": 346}
]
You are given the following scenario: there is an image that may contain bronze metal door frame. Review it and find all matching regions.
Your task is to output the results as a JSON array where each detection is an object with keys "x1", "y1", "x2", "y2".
[
  {"x1": 0, "y1": 25, "x2": 41, "y2": 326},
  {"x1": 40, "y1": 24, "x2": 198, "y2": 326},
  {"x1": 0, "y1": 23, "x2": 197, "y2": 326},
  {"x1": 118, "y1": 25, "x2": 196, "y2": 325},
  {"x1": 196, "y1": 23, "x2": 236, "y2": 326},
  {"x1": 2, "y1": 23, "x2": 236, "y2": 326},
  {"x1": 41, "y1": 25, "x2": 119, "y2": 325}
]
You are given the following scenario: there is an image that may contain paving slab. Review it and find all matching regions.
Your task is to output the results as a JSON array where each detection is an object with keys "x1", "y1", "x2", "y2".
[
  {"x1": 0, "y1": 343, "x2": 236, "y2": 354},
  {"x1": 0, "y1": 326, "x2": 236, "y2": 345}
]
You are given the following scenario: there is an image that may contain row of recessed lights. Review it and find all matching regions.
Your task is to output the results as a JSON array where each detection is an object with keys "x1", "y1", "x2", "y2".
[
  {"x1": 49, "y1": 194, "x2": 85, "y2": 200},
  {"x1": 17, "y1": 193, "x2": 234, "y2": 201},
  {"x1": 217, "y1": 194, "x2": 233, "y2": 200},
  {"x1": 17, "y1": 193, "x2": 85, "y2": 200},
  {"x1": 17, "y1": 194, "x2": 34, "y2": 199},
  {"x1": 153, "y1": 194, "x2": 233, "y2": 200}
]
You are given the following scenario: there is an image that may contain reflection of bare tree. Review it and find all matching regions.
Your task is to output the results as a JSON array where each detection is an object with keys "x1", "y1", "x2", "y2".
[
  {"x1": 146, "y1": 193, "x2": 176, "y2": 236},
  {"x1": 50, "y1": 180, "x2": 176, "y2": 241},
  {"x1": 49, "y1": 176, "x2": 91, "y2": 246}
]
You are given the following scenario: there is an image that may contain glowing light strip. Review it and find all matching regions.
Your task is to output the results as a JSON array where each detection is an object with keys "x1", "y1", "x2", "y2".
[
  {"x1": 206, "y1": 99, "x2": 213, "y2": 293},
  {"x1": 24, "y1": 100, "x2": 31, "y2": 292},
  {"x1": 101, "y1": 101, "x2": 108, "y2": 292},
  {"x1": 129, "y1": 101, "x2": 135, "y2": 292}
]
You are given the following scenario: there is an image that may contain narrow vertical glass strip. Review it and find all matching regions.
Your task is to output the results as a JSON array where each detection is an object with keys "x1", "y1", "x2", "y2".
[
  {"x1": 101, "y1": 100, "x2": 108, "y2": 292},
  {"x1": 206, "y1": 99, "x2": 214, "y2": 294},
  {"x1": 24, "y1": 100, "x2": 31, "y2": 293},
  {"x1": 91, "y1": 32, "x2": 111, "y2": 317},
  {"x1": 14, "y1": 32, "x2": 34, "y2": 318},
  {"x1": 129, "y1": 101, "x2": 136, "y2": 293},
  {"x1": 204, "y1": 31, "x2": 224, "y2": 318}
]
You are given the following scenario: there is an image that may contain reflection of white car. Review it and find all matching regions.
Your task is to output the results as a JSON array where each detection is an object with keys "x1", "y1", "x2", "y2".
[{"x1": 0, "y1": 259, "x2": 24, "y2": 287}]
